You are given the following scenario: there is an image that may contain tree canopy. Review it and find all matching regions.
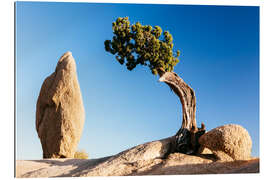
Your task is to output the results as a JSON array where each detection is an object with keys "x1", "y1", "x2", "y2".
[{"x1": 104, "y1": 17, "x2": 180, "y2": 75}]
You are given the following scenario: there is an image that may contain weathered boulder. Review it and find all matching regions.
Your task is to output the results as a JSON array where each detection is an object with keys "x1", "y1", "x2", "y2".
[
  {"x1": 199, "y1": 124, "x2": 252, "y2": 161},
  {"x1": 36, "y1": 51, "x2": 85, "y2": 158}
]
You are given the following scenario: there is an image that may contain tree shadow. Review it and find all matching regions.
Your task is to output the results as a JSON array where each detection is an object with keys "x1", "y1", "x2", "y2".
[{"x1": 157, "y1": 136, "x2": 218, "y2": 161}]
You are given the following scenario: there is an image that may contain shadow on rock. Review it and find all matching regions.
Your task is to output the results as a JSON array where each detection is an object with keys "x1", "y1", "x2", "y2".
[{"x1": 131, "y1": 158, "x2": 259, "y2": 175}]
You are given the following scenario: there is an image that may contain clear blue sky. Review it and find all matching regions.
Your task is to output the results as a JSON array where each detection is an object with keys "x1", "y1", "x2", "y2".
[{"x1": 16, "y1": 2, "x2": 259, "y2": 159}]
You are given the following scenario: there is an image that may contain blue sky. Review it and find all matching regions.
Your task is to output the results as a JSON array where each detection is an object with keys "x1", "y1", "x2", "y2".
[{"x1": 16, "y1": 2, "x2": 259, "y2": 159}]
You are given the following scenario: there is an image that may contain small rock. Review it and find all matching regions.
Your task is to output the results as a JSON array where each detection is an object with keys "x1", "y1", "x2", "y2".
[
  {"x1": 199, "y1": 124, "x2": 252, "y2": 161},
  {"x1": 36, "y1": 51, "x2": 85, "y2": 158},
  {"x1": 197, "y1": 147, "x2": 212, "y2": 155}
]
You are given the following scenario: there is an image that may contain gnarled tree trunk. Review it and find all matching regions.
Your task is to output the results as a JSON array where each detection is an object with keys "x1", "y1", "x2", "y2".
[{"x1": 157, "y1": 68, "x2": 205, "y2": 155}]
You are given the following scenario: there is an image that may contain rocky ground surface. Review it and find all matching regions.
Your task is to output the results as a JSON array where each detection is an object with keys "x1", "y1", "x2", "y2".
[{"x1": 16, "y1": 137, "x2": 259, "y2": 178}]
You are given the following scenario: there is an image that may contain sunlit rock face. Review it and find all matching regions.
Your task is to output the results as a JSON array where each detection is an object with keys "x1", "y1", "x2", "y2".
[{"x1": 36, "y1": 51, "x2": 85, "y2": 158}]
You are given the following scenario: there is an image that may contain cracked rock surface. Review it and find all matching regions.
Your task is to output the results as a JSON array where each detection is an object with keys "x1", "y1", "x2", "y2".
[{"x1": 16, "y1": 137, "x2": 259, "y2": 177}]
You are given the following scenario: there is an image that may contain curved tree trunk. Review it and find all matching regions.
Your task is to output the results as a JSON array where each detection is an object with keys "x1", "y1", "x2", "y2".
[{"x1": 157, "y1": 68, "x2": 205, "y2": 155}]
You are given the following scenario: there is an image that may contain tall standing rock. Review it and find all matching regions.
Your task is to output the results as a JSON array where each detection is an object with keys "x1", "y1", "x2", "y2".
[{"x1": 36, "y1": 51, "x2": 85, "y2": 158}]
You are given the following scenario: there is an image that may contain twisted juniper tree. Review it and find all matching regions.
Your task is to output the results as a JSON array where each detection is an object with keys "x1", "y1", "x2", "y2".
[{"x1": 105, "y1": 17, "x2": 205, "y2": 154}]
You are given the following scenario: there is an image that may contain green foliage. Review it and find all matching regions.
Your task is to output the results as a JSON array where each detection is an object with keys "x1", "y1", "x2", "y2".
[
  {"x1": 104, "y1": 17, "x2": 180, "y2": 75},
  {"x1": 74, "y1": 150, "x2": 89, "y2": 159}
]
